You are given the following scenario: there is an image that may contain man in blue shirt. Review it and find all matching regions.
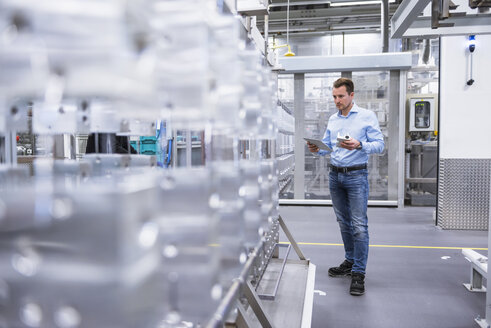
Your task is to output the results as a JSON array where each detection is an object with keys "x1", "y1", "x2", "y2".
[{"x1": 307, "y1": 78, "x2": 384, "y2": 296}]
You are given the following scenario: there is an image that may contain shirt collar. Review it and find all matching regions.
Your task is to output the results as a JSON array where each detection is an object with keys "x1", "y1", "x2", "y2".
[{"x1": 337, "y1": 102, "x2": 359, "y2": 117}]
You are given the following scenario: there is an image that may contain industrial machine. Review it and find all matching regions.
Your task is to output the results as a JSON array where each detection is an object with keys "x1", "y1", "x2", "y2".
[{"x1": 406, "y1": 94, "x2": 438, "y2": 205}]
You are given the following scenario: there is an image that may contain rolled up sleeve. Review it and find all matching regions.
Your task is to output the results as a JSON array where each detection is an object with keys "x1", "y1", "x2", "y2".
[{"x1": 362, "y1": 112, "x2": 385, "y2": 154}]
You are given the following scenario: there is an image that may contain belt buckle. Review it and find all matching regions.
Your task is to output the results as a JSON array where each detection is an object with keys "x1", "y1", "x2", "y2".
[{"x1": 341, "y1": 167, "x2": 348, "y2": 173}]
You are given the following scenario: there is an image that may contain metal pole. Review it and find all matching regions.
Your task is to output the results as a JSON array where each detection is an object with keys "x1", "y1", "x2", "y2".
[
  {"x1": 207, "y1": 278, "x2": 242, "y2": 328},
  {"x1": 398, "y1": 71, "x2": 407, "y2": 208},
  {"x1": 476, "y1": 179, "x2": 491, "y2": 327},
  {"x1": 342, "y1": 32, "x2": 345, "y2": 55},
  {"x1": 4, "y1": 130, "x2": 17, "y2": 166},
  {"x1": 381, "y1": 0, "x2": 389, "y2": 53},
  {"x1": 244, "y1": 280, "x2": 275, "y2": 328},
  {"x1": 278, "y1": 215, "x2": 306, "y2": 260},
  {"x1": 431, "y1": 0, "x2": 440, "y2": 29},
  {"x1": 441, "y1": 0, "x2": 450, "y2": 19},
  {"x1": 388, "y1": 70, "x2": 400, "y2": 204},
  {"x1": 186, "y1": 130, "x2": 192, "y2": 167},
  {"x1": 485, "y1": 181, "x2": 491, "y2": 325},
  {"x1": 264, "y1": 15, "x2": 269, "y2": 61},
  {"x1": 95, "y1": 133, "x2": 99, "y2": 153},
  {"x1": 293, "y1": 73, "x2": 305, "y2": 199},
  {"x1": 201, "y1": 131, "x2": 205, "y2": 165}
]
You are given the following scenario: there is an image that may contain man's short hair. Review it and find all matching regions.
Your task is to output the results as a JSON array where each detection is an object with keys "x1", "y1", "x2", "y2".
[{"x1": 333, "y1": 78, "x2": 354, "y2": 94}]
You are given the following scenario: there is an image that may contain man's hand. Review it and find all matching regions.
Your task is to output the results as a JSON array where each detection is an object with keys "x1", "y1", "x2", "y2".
[
  {"x1": 307, "y1": 142, "x2": 319, "y2": 153},
  {"x1": 339, "y1": 138, "x2": 361, "y2": 151}
]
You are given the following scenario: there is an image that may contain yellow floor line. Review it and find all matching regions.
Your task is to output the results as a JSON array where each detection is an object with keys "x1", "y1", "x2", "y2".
[{"x1": 279, "y1": 241, "x2": 487, "y2": 251}]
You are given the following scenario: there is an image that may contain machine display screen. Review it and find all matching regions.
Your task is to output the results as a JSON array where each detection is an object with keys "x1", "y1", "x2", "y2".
[{"x1": 414, "y1": 101, "x2": 431, "y2": 128}]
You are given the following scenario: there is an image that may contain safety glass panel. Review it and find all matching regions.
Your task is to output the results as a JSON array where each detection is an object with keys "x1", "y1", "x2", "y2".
[{"x1": 278, "y1": 71, "x2": 392, "y2": 201}]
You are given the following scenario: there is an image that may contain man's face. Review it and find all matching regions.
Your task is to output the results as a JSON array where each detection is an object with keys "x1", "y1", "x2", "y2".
[{"x1": 332, "y1": 85, "x2": 354, "y2": 112}]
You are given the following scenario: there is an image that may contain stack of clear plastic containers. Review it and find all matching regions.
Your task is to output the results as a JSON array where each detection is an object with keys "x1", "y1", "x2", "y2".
[{"x1": 0, "y1": 0, "x2": 284, "y2": 326}]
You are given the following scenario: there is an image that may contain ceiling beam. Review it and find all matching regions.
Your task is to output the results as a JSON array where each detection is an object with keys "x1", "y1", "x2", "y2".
[
  {"x1": 403, "y1": 14, "x2": 491, "y2": 38},
  {"x1": 390, "y1": 0, "x2": 431, "y2": 38}
]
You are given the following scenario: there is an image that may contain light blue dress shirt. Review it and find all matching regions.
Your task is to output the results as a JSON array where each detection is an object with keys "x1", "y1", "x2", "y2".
[{"x1": 317, "y1": 103, "x2": 385, "y2": 167}]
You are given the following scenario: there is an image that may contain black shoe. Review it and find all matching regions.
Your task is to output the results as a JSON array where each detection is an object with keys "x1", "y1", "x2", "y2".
[
  {"x1": 328, "y1": 260, "x2": 353, "y2": 277},
  {"x1": 350, "y1": 272, "x2": 365, "y2": 296}
]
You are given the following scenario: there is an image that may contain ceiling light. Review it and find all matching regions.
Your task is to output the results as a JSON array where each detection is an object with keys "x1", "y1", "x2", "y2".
[
  {"x1": 330, "y1": 0, "x2": 396, "y2": 7},
  {"x1": 269, "y1": 0, "x2": 395, "y2": 7}
]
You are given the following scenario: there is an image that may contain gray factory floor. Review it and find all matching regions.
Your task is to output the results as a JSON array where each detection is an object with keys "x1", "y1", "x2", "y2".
[{"x1": 278, "y1": 205, "x2": 487, "y2": 328}]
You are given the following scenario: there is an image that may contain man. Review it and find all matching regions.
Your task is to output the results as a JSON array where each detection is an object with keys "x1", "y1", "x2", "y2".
[{"x1": 307, "y1": 77, "x2": 384, "y2": 296}]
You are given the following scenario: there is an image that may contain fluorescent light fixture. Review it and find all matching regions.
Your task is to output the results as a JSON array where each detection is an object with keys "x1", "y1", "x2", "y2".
[
  {"x1": 269, "y1": 0, "x2": 395, "y2": 7},
  {"x1": 269, "y1": 0, "x2": 330, "y2": 6},
  {"x1": 330, "y1": 0, "x2": 396, "y2": 7}
]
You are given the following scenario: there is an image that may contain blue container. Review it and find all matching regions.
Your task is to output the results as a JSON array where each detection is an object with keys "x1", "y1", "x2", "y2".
[
  {"x1": 140, "y1": 142, "x2": 157, "y2": 154},
  {"x1": 140, "y1": 136, "x2": 157, "y2": 144},
  {"x1": 130, "y1": 136, "x2": 158, "y2": 155}
]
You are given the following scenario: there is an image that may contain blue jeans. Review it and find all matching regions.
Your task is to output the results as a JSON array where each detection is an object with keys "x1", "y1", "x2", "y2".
[{"x1": 329, "y1": 168, "x2": 369, "y2": 275}]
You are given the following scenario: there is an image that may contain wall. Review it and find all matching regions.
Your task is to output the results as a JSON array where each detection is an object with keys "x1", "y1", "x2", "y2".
[
  {"x1": 440, "y1": 34, "x2": 491, "y2": 159},
  {"x1": 438, "y1": 34, "x2": 491, "y2": 230}
]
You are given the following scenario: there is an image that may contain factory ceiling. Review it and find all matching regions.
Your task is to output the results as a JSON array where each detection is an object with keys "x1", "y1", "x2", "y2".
[{"x1": 256, "y1": 0, "x2": 403, "y2": 36}]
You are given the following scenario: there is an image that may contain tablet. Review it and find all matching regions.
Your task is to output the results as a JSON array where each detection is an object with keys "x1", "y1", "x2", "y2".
[{"x1": 304, "y1": 138, "x2": 332, "y2": 151}]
